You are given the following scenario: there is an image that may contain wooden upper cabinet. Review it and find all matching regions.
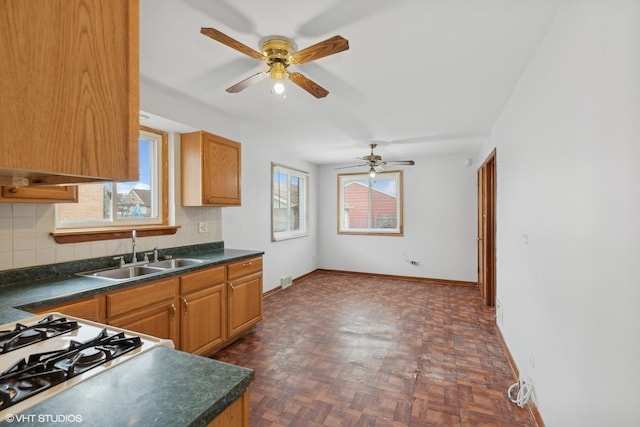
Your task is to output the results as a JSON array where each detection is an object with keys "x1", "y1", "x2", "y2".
[
  {"x1": 181, "y1": 131, "x2": 241, "y2": 206},
  {"x1": 0, "y1": 0, "x2": 139, "y2": 184}
]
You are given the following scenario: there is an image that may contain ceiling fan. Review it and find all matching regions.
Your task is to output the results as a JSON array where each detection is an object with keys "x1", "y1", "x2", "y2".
[
  {"x1": 200, "y1": 27, "x2": 349, "y2": 98},
  {"x1": 337, "y1": 144, "x2": 415, "y2": 177}
]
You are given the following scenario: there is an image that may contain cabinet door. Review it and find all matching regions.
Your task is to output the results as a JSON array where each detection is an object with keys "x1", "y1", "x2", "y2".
[
  {"x1": 207, "y1": 390, "x2": 249, "y2": 427},
  {"x1": 0, "y1": 185, "x2": 78, "y2": 204},
  {"x1": 202, "y1": 133, "x2": 241, "y2": 206},
  {"x1": 106, "y1": 277, "x2": 179, "y2": 346},
  {"x1": 0, "y1": 0, "x2": 139, "y2": 182},
  {"x1": 181, "y1": 284, "x2": 226, "y2": 355},
  {"x1": 181, "y1": 131, "x2": 241, "y2": 206},
  {"x1": 108, "y1": 303, "x2": 178, "y2": 345},
  {"x1": 33, "y1": 295, "x2": 106, "y2": 323},
  {"x1": 228, "y1": 272, "x2": 263, "y2": 338}
]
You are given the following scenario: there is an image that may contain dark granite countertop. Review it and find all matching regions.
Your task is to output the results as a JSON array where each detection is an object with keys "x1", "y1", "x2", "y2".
[
  {"x1": 0, "y1": 242, "x2": 263, "y2": 426},
  {"x1": 0, "y1": 243, "x2": 264, "y2": 324},
  {"x1": 4, "y1": 346, "x2": 254, "y2": 426}
]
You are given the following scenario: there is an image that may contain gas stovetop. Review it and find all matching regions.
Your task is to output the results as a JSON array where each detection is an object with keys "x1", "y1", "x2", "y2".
[{"x1": 0, "y1": 313, "x2": 173, "y2": 421}]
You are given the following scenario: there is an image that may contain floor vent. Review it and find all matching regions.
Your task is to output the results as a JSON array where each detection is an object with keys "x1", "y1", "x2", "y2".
[{"x1": 281, "y1": 276, "x2": 293, "y2": 289}]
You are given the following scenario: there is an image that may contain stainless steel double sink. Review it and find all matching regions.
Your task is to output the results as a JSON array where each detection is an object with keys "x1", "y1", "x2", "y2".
[{"x1": 77, "y1": 258, "x2": 204, "y2": 282}]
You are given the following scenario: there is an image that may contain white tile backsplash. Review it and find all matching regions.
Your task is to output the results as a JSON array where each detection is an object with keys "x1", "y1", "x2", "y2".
[
  {"x1": 12, "y1": 203, "x2": 35, "y2": 218},
  {"x1": 0, "y1": 217, "x2": 11, "y2": 235},
  {"x1": 35, "y1": 247, "x2": 56, "y2": 265},
  {"x1": 14, "y1": 250, "x2": 36, "y2": 268},
  {"x1": 0, "y1": 204, "x2": 12, "y2": 218},
  {"x1": 0, "y1": 202, "x2": 222, "y2": 271},
  {"x1": 12, "y1": 217, "x2": 35, "y2": 234}
]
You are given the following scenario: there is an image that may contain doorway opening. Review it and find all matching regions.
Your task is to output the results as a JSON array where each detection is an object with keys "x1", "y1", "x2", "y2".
[{"x1": 477, "y1": 149, "x2": 496, "y2": 306}]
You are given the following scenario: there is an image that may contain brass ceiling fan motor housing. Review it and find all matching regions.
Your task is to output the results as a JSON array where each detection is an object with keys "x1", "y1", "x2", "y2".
[{"x1": 261, "y1": 37, "x2": 296, "y2": 80}]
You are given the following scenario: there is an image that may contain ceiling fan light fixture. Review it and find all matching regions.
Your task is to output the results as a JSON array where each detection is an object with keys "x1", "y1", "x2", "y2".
[
  {"x1": 272, "y1": 80, "x2": 286, "y2": 95},
  {"x1": 269, "y1": 61, "x2": 287, "y2": 97},
  {"x1": 369, "y1": 166, "x2": 377, "y2": 178}
]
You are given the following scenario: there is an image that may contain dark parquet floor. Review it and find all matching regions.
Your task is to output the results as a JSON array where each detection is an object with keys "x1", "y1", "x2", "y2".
[{"x1": 212, "y1": 271, "x2": 535, "y2": 426}]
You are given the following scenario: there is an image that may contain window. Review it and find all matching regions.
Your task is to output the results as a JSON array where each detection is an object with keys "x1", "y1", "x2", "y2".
[
  {"x1": 272, "y1": 163, "x2": 309, "y2": 241},
  {"x1": 56, "y1": 127, "x2": 167, "y2": 230},
  {"x1": 338, "y1": 171, "x2": 404, "y2": 235}
]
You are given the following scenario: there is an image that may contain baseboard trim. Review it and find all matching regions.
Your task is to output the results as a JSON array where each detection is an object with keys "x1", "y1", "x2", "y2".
[
  {"x1": 265, "y1": 269, "x2": 476, "y2": 295},
  {"x1": 263, "y1": 286, "x2": 282, "y2": 298},
  {"x1": 264, "y1": 270, "x2": 319, "y2": 298},
  {"x1": 496, "y1": 327, "x2": 545, "y2": 427},
  {"x1": 314, "y1": 268, "x2": 477, "y2": 287}
]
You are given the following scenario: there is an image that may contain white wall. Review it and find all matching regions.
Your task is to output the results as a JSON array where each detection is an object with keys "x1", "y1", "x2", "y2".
[
  {"x1": 483, "y1": 0, "x2": 640, "y2": 425},
  {"x1": 317, "y1": 154, "x2": 478, "y2": 282},
  {"x1": 221, "y1": 127, "x2": 319, "y2": 293}
]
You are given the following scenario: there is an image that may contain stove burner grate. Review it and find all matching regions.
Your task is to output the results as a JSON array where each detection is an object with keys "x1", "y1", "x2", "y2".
[
  {"x1": 0, "y1": 315, "x2": 79, "y2": 354},
  {"x1": 0, "y1": 327, "x2": 142, "y2": 411}
]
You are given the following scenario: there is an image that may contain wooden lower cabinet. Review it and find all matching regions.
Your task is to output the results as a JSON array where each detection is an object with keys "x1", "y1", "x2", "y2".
[
  {"x1": 227, "y1": 257, "x2": 263, "y2": 339},
  {"x1": 180, "y1": 266, "x2": 226, "y2": 355},
  {"x1": 33, "y1": 294, "x2": 106, "y2": 323},
  {"x1": 31, "y1": 257, "x2": 263, "y2": 356},
  {"x1": 106, "y1": 277, "x2": 179, "y2": 346},
  {"x1": 208, "y1": 390, "x2": 249, "y2": 427}
]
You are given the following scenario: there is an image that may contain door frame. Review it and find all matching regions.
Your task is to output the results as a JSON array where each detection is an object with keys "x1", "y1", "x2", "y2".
[{"x1": 477, "y1": 149, "x2": 496, "y2": 306}]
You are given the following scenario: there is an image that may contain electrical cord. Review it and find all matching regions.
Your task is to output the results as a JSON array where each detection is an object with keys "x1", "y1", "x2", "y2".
[{"x1": 508, "y1": 378, "x2": 532, "y2": 408}]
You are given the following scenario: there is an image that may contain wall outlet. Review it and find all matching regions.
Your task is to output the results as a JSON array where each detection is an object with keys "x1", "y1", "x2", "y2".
[{"x1": 198, "y1": 222, "x2": 208, "y2": 233}]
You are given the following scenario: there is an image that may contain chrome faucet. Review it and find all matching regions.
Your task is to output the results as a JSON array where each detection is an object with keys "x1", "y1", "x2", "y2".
[{"x1": 131, "y1": 230, "x2": 137, "y2": 263}]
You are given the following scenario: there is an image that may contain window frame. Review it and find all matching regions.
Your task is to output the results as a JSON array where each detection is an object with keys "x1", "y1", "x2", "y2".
[
  {"x1": 51, "y1": 126, "x2": 174, "y2": 243},
  {"x1": 271, "y1": 162, "x2": 309, "y2": 242},
  {"x1": 337, "y1": 170, "x2": 404, "y2": 236}
]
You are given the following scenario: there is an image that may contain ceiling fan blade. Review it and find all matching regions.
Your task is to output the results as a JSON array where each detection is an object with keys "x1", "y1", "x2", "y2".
[
  {"x1": 385, "y1": 160, "x2": 416, "y2": 165},
  {"x1": 289, "y1": 35, "x2": 349, "y2": 65},
  {"x1": 289, "y1": 72, "x2": 329, "y2": 98},
  {"x1": 335, "y1": 163, "x2": 367, "y2": 170},
  {"x1": 201, "y1": 27, "x2": 264, "y2": 61},
  {"x1": 226, "y1": 72, "x2": 268, "y2": 93}
]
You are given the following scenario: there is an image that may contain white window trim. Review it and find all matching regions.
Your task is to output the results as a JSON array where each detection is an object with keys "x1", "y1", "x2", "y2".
[
  {"x1": 338, "y1": 170, "x2": 404, "y2": 236},
  {"x1": 271, "y1": 162, "x2": 309, "y2": 242}
]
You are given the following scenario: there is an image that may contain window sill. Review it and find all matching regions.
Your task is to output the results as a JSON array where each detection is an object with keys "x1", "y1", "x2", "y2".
[{"x1": 51, "y1": 225, "x2": 181, "y2": 244}]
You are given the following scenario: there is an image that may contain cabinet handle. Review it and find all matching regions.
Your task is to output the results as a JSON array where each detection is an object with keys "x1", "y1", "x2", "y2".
[
  {"x1": 183, "y1": 298, "x2": 189, "y2": 314},
  {"x1": 170, "y1": 303, "x2": 176, "y2": 317},
  {"x1": 242, "y1": 261, "x2": 252, "y2": 267},
  {"x1": 8, "y1": 187, "x2": 18, "y2": 194},
  {"x1": 229, "y1": 283, "x2": 235, "y2": 293}
]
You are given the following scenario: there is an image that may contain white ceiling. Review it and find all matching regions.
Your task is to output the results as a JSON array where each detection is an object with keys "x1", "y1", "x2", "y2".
[{"x1": 140, "y1": 0, "x2": 561, "y2": 165}]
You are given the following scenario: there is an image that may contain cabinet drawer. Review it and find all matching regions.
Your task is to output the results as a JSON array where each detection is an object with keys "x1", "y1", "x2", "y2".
[
  {"x1": 107, "y1": 277, "x2": 178, "y2": 319},
  {"x1": 227, "y1": 257, "x2": 262, "y2": 280},
  {"x1": 181, "y1": 266, "x2": 225, "y2": 294},
  {"x1": 33, "y1": 295, "x2": 106, "y2": 323},
  {"x1": 0, "y1": 185, "x2": 78, "y2": 203}
]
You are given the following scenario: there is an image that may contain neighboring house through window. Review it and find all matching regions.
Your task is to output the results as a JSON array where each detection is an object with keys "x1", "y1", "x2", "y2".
[
  {"x1": 338, "y1": 171, "x2": 404, "y2": 235},
  {"x1": 56, "y1": 127, "x2": 167, "y2": 229}
]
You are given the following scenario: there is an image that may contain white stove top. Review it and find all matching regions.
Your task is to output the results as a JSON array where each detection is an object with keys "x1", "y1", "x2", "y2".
[{"x1": 0, "y1": 313, "x2": 174, "y2": 421}]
